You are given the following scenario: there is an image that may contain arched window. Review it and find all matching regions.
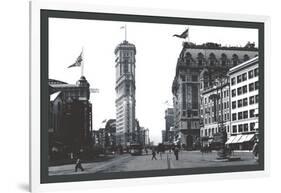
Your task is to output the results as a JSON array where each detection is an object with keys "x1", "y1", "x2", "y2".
[
  {"x1": 221, "y1": 53, "x2": 227, "y2": 66},
  {"x1": 197, "y1": 53, "x2": 204, "y2": 66},
  {"x1": 232, "y1": 54, "x2": 239, "y2": 66},
  {"x1": 209, "y1": 53, "x2": 216, "y2": 66},
  {"x1": 243, "y1": 54, "x2": 250, "y2": 62}
]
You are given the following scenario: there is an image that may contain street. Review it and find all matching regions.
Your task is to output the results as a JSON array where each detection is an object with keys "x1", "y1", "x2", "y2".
[{"x1": 49, "y1": 150, "x2": 258, "y2": 176}]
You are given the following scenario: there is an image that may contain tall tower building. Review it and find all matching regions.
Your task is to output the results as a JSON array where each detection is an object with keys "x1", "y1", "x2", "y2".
[{"x1": 114, "y1": 40, "x2": 137, "y2": 146}]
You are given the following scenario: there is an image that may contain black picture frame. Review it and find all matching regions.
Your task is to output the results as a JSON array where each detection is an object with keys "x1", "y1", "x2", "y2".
[{"x1": 40, "y1": 9, "x2": 265, "y2": 184}]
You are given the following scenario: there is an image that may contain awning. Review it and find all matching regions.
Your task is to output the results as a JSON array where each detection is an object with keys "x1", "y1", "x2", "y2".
[
  {"x1": 231, "y1": 135, "x2": 243, "y2": 144},
  {"x1": 244, "y1": 134, "x2": 255, "y2": 142},
  {"x1": 225, "y1": 136, "x2": 236, "y2": 145},
  {"x1": 226, "y1": 134, "x2": 255, "y2": 144},
  {"x1": 237, "y1": 135, "x2": 248, "y2": 143}
]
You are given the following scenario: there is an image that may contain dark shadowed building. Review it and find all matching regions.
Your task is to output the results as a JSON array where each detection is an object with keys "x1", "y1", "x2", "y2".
[{"x1": 49, "y1": 76, "x2": 92, "y2": 159}]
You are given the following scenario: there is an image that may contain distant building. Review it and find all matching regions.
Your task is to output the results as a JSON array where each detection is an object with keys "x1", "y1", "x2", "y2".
[
  {"x1": 172, "y1": 42, "x2": 258, "y2": 149},
  {"x1": 162, "y1": 130, "x2": 166, "y2": 143},
  {"x1": 139, "y1": 127, "x2": 150, "y2": 147},
  {"x1": 49, "y1": 76, "x2": 92, "y2": 158},
  {"x1": 164, "y1": 108, "x2": 175, "y2": 142},
  {"x1": 115, "y1": 40, "x2": 137, "y2": 147},
  {"x1": 226, "y1": 57, "x2": 259, "y2": 149},
  {"x1": 105, "y1": 119, "x2": 117, "y2": 149}
]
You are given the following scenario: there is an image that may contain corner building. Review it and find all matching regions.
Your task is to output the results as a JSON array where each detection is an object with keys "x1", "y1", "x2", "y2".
[
  {"x1": 115, "y1": 40, "x2": 137, "y2": 147},
  {"x1": 172, "y1": 42, "x2": 258, "y2": 149},
  {"x1": 226, "y1": 57, "x2": 259, "y2": 150}
]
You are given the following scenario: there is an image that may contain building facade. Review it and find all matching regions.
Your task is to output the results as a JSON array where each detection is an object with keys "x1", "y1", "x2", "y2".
[
  {"x1": 199, "y1": 75, "x2": 231, "y2": 147},
  {"x1": 172, "y1": 42, "x2": 258, "y2": 149},
  {"x1": 164, "y1": 108, "x2": 175, "y2": 142},
  {"x1": 226, "y1": 57, "x2": 259, "y2": 149},
  {"x1": 49, "y1": 76, "x2": 92, "y2": 159},
  {"x1": 115, "y1": 40, "x2": 137, "y2": 147}
]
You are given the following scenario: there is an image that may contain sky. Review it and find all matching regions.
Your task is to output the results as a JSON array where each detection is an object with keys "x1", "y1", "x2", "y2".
[{"x1": 49, "y1": 18, "x2": 258, "y2": 144}]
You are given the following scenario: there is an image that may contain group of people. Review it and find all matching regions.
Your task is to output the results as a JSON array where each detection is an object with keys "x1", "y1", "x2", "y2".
[{"x1": 151, "y1": 147, "x2": 180, "y2": 160}]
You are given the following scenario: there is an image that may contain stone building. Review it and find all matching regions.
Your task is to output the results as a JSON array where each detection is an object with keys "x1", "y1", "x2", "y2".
[
  {"x1": 49, "y1": 76, "x2": 92, "y2": 159},
  {"x1": 115, "y1": 40, "x2": 137, "y2": 147},
  {"x1": 172, "y1": 42, "x2": 258, "y2": 149}
]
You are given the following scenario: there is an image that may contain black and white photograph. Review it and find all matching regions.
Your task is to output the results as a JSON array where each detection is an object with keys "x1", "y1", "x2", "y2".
[{"x1": 39, "y1": 9, "x2": 264, "y2": 183}]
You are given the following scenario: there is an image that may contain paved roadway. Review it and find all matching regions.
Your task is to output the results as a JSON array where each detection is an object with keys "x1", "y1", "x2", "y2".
[{"x1": 49, "y1": 150, "x2": 258, "y2": 176}]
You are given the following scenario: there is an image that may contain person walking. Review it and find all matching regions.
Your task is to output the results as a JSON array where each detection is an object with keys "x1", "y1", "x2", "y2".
[
  {"x1": 75, "y1": 156, "x2": 84, "y2": 172},
  {"x1": 174, "y1": 147, "x2": 179, "y2": 160},
  {"x1": 151, "y1": 149, "x2": 157, "y2": 160}
]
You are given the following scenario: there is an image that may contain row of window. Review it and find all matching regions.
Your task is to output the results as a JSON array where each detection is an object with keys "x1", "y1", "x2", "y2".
[
  {"x1": 231, "y1": 68, "x2": 259, "y2": 85},
  {"x1": 232, "y1": 95, "x2": 259, "y2": 109},
  {"x1": 204, "y1": 113, "x2": 230, "y2": 124},
  {"x1": 231, "y1": 81, "x2": 259, "y2": 97},
  {"x1": 232, "y1": 122, "x2": 256, "y2": 133},
  {"x1": 202, "y1": 125, "x2": 230, "y2": 137},
  {"x1": 203, "y1": 90, "x2": 229, "y2": 104},
  {"x1": 232, "y1": 109, "x2": 258, "y2": 121},
  {"x1": 181, "y1": 75, "x2": 198, "y2": 82}
]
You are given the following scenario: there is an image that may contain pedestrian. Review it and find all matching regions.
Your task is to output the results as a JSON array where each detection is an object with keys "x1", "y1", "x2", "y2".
[
  {"x1": 145, "y1": 147, "x2": 148, "y2": 155},
  {"x1": 151, "y1": 149, "x2": 157, "y2": 160},
  {"x1": 252, "y1": 139, "x2": 259, "y2": 160},
  {"x1": 174, "y1": 147, "x2": 179, "y2": 160},
  {"x1": 75, "y1": 156, "x2": 84, "y2": 172}
]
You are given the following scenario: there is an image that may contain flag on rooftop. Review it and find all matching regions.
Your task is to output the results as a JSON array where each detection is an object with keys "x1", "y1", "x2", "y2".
[
  {"x1": 68, "y1": 51, "x2": 83, "y2": 68},
  {"x1": 173, "y1": 28, "x2": 189, "y2": 39}
]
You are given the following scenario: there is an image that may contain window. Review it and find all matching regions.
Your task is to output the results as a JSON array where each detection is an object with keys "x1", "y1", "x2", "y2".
[
  {"x1": 237, "y1": 87, "x2": 242, "y2": 95},
  {"x1": 249, "y1": 96, "x2": 255, "y2": 105},
  {"x1": 232, "y1": 113, "x2": 237, "y2": 121},
  {"x1": 192, "y1": 75, "x2": 198, "y2": 82},
  {"x1": 244, "y1": 54, "x2": 250, "y2": 62},
  {"x1": 227, "y1": 90, "x2": 229, "y2": 97},
  {"x1": 250, "y1": 122, "x2": 255, "y2": 131},
  {"x1": 238, "y1": 99, "x2": 243, "y2": 107},
  {"x1": 238, "y1": 124, "x2": 243, "y2": 132},
  {"x1": 250, "y1": 109, "x2": 255, "y2": 118},
  {"x1": 237, "y1": 75, "x2": 242, "y2": 83},
  {"x1": 249, "y1": 83, "x2": 255, "y2": 92},
  {"x1": 232, "y1": 101, "x2": 236, "y2": 109},
  {"x1": 232, "y1": 89, "x2": 236, "y2": 97},
  {"x1": 238, "y1": 112, "x2": 243, "y2": 120},
  {"x1": 242, "y1": 98, "x2": 248, "y2": 106},
  {"x1": 231, "y1": 77, "x2": 236, "y2": 85},
  {"x1": 244, "y1": 123, "x2": 249, "y2": 132},
  {"x1": 255, "y1": 95, "x2": 259, "y2": 103},
  {"x1": 242, "y1": 85, "x2": 247, "y2": 94},
  {"x1": 243, "y1": 111, "x2": 248, "y2": 119},
  {"x1": 248, "y1": 70, "x2": 254, "y2": 79},
  {"x1": 232, "y1": 125, "x2": 237, "y2": 133},
  {"x1": 254, "y1": 68, "x2": 259, "y2": 77},
  {"x1": 255, "y1": 81, "x2": 259, "y2": 90},
  {"x1": 242, "y1": 73, "x2": 247, "y2": 81}
]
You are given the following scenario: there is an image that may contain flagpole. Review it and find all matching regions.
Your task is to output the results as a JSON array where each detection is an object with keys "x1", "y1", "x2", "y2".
[
  {"x1": 81, "y1": 47, "x2": 84, "y2": 77},
  {"x1": 188, "y1": 27, "x2": 190, "y2": 42},
  {"x1": 125, "y1": 24, "x2": 127, "y2": 41}
]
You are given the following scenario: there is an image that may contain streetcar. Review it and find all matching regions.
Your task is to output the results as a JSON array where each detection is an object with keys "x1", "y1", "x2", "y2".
[{"x1": 129, "y1": 144, "x2": 143, "y2": 156}]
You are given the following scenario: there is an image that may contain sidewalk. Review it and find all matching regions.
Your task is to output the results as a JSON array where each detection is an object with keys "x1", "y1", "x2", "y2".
[{"x1": 49, "y1": 154, "x2": 132, "y2": 176}]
